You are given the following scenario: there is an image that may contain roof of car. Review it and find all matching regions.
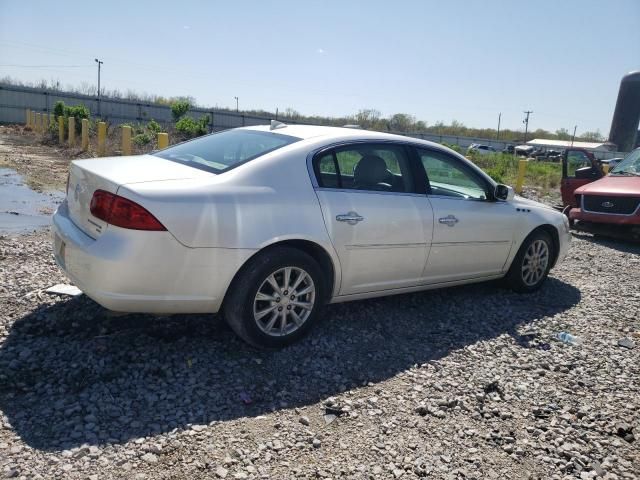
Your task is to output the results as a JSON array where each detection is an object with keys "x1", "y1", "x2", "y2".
[{"x1": 242, "y1": 124, "x2": 413, "y2": 142}]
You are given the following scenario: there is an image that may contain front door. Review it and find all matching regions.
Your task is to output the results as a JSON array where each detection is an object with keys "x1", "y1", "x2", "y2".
[
  {"x1": 415, "y1": 147, "x2": 513, "y2": 283},
  {"x1": 312, "y1": 142, "x2": 433, "y2": 295},
  {"x1": 561, "y1": 149, "x2": 602, "y2": 207}
]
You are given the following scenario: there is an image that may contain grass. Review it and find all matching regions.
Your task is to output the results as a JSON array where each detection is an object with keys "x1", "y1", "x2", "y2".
[{"x1": 469, "y1": 152, "x2": 561, "y2": 195}]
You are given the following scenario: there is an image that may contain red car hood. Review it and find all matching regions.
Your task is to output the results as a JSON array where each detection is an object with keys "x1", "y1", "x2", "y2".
[{"x1": 575, "y1": 175, "x2": 640, "y2": 196}]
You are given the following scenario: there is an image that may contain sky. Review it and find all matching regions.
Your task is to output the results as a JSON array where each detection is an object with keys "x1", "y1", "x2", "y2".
[{"x1": 0, "y1": 0, "x2": 638, "y2": 136}]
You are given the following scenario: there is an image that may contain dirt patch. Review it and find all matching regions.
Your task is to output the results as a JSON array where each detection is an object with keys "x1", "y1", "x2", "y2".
[{"x1": 0, "y1": 126, "x2": 91, "y2": 192}]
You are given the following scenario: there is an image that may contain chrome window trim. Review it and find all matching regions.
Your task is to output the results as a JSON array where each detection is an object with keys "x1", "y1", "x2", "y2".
[
  {"x1": 305, "y1": 138, "x2": 496, "y2": 196},
  {"x1": 427, "y1": 194, "x2": 496, "y2": 202},
  {"x1": 313, "y1": 187, "x2": 426, "y2": 198},
  {"x1": 581, "y1": 195, "x2": 640, "y2": 216}
]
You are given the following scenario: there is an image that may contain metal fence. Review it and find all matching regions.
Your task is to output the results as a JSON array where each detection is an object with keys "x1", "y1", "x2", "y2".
[
  {"x1": 0, "y1": 83, "x2": 626, "y2": 160},
  {"x1": 0, "y1": 83, "x2": 303, "y2": 132}
]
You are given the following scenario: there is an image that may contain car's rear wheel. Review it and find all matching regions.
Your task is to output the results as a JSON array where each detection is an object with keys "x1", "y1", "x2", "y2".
[
  {"x1": 504, "y1": 230, "x2": 554, "y2": 293},
  {"x1": 222, "y1": 247, "x2": 325, "y2": 348}
]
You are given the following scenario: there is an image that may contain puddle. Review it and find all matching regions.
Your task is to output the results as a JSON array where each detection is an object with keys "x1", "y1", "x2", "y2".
[{"x1": 0, "y1": 168, "x2": 64, "y2": 234}]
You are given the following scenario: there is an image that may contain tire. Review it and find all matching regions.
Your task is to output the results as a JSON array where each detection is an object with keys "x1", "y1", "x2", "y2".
[
  {"x1": 504, "y1": 230, "x2": 554, "y2": 293},
  {"x1": 222, "y1": 247, "x2": 326, "y2": 349}
]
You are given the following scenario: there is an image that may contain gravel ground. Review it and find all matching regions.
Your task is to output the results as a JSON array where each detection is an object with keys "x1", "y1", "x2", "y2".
[{"x1": 1, "y1": 229, "x2": 638, "y2": 480}]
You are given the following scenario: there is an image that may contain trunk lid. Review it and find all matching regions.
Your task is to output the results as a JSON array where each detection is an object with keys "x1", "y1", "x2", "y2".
[{"x1": 66, "y1": 154, "x2": 214, "y2": 238}]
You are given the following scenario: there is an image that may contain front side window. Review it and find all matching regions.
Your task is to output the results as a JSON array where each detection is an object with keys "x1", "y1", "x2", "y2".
[
  {"x1": 154, "y1": 129, "x2": 300, "y2": 173},
  {"x1": 314, "y1": 143, "x2": 414, "y2": 193},
  {"x1": 417, "y1": 148, "x2": 488, "y2": 200},
  {"x1": 566, "y1": 150, "x2": 593, "y2": 177}
]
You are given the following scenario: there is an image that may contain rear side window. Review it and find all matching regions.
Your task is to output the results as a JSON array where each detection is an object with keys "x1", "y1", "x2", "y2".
[
  {"x1": 154, "y1": 129, "x2": 300, "y2": 173},
  {"x1": 313, "y1": 143, "x2": 414, "y2": 193}
]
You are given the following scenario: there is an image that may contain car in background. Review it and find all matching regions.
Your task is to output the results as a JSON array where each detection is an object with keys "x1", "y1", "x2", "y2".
[
  {"x1": 515, "y1": 145, "x2": 535, "y2": 157},
  {"x1": 503, "y1": 145, "x2": 515, "y2": 155},
  {"x1": 467, "y1": 144, "x2": 496, "y2": 155},
  {"x1": 546, "y1": 150, "x2": 563, "y2": 161},
  {"x1": 570, "y1": 148, "x2": 640, "y2": 240},
  {"x1": 52, "y1": 123, "x2": 571, "y2": 348}
]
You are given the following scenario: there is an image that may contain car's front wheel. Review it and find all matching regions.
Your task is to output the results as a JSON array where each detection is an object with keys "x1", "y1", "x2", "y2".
[
  {"x1": 504, "y1": 230, "x2": 554, "y2": 293},
  {"x1": 222, "y1": 247, "x2": 325, "y2": 348}
]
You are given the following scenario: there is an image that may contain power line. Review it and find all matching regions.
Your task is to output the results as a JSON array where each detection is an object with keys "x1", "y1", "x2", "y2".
[{"x1": 0, "y1": 64, "x2": 92, "y2": 68}]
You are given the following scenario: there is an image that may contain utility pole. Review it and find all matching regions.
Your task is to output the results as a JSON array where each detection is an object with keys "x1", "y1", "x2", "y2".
[
  {"x1": 94, "y1": 58, "x2": 103, "y2": 115},
  {"x1": 234, "y1": 96, "x2": 239, "y2": 112},
  {"x1": 496, "y1": 112, "x2": 501, "y2": 140},
  {"x1": 571, "y1": 125, "x2": 577, "y2": 146},
  {"x1": 522, "y1": 110, "x2": 533, "y2": 143}
]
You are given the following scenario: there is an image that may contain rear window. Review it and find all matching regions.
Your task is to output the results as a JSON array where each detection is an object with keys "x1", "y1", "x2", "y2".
[{"x1": 154, "y1": 129, "x2": 301, "y2": 173}]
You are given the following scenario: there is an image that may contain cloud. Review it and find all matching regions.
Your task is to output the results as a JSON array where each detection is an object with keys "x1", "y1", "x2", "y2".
[{"x1": 316, "y1": 48, "x2": 325, "y2": 54}]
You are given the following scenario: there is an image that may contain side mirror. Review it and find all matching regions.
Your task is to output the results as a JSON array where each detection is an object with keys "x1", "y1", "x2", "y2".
[{"x1": 495, "y1": 184, "x2": 515, "y2": 201}]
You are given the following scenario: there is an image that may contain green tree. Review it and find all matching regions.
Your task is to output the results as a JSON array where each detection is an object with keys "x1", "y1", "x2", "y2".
[
  {"x1": 171, "y1": 100, "x2": 191, "y2": 122},
  {"x1": 388, "y1": 113, "x2": 416, "y2": 132},
  {"x1": 580, "y1": 130, "x2": 605, "y2": 142},
  {"x1": 555, "y1": 128, "x2": 571, "y2": 140}
]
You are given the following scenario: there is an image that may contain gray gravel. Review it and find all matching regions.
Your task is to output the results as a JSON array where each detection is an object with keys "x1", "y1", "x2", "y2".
[{"x1": 1, "y1": 229, "x2": 639, "y2": 479}]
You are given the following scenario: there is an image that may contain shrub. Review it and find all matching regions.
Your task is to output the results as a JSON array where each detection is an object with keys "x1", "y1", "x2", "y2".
[
  {"x1": 171, "y1": 100, "x2": 191, "y2": 121},
  {"x1": 147, "y1": 119, "x2": 161, "y2": 134},
  {"x1": 52, "y1": 100, "x2": 90, "y2": 134},
  {"x1": 175, "y1": 115, "x2": 209, "y2": 138},
  {"x1": 53, "y1": 101, "x2": 65, "y2": 118},
  {"x1": 133, "y1": 133, "x2": 152, "y2": 146}
]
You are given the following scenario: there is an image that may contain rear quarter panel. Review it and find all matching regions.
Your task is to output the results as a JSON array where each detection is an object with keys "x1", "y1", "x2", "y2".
[{"x1": 118, "y1": 143, "x2": 341, "y2": 287}]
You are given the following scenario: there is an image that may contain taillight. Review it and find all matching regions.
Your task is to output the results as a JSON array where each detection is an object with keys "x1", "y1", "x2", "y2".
[{"x1": 89, "y1": 190, "x2": 166, "y2": 231}]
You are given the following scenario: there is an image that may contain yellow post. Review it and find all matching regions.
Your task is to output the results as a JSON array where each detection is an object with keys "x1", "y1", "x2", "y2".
[
  {"x1": 121, "y1": 125, "x2": 132, "y2": 155},
  {"x1": 97, "y1": 122, "x2": 106, "y2": 156},
  {"x1": 515, "y1": 159, "x2": 527, "y2": 194},
  {"x1": 34, "y1": 113, "x2": 40, "y2": 132},
  {"x1": 26, "y1": 109, "x2": 31, "y2": 126},
  {"x1": 602, "y1": 164, "x2": 610, "y2": 175},
  {"x1": 58, "y1": 116, "x2": 64, "y2": 143},
  {"x1": 68, "y1": 117, "x2": 76, "y2": 147},
  {"x1": 49, "y1": 113, "x2": 54, "y2": 126},
  {"x1": 81, "y1": 118, "x2": 89, "y2": 151},
  {"x1": 31, "y1": 111, "x2": 37, "y2": 129},
  {"x1": 42, "y1": 112, "x2": 49, "y2": 131},
  {"x1": 157, "y1": 132, "x2": 168, "y2": 149}
]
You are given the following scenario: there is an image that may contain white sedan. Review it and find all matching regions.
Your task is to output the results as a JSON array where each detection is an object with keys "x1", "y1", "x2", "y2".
[{"x1": 52, "y1": 123, "x2": 571, "y2": 347}]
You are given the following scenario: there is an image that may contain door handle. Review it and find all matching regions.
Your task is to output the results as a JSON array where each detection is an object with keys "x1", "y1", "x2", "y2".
[
  {"x1": 438, "y1": 214, "x2": 459, "y2": 226},
  {"x1": 336, "y1": 211, "x2": 364, "y2": 225}
]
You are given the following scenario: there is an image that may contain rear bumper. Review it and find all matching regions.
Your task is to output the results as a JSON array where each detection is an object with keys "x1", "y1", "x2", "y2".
[
  {"x1": 51, "y1": 201, "x2": 256, "y2": 314},
  {"x1": 569, "y1": 207, "x2": 640, "y2": 225}
]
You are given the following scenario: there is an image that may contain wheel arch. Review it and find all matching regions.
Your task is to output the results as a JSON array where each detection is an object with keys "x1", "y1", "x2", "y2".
[
  {"x1": 221, "y1": 239, "x2": 339, "y2": 310},
  {"x1": 525, "y1": 224, "x2": 561, "y2": 268}
]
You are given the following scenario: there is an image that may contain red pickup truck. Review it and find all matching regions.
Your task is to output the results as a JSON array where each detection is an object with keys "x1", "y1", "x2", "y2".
[{"x1": 568, "y1": 148, "x2": 640, "y2": 240}]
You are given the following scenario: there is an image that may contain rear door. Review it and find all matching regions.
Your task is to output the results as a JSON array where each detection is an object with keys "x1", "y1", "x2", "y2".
[
  {"x1": 312, "y1": 142, "x2": 433, "y2": 295},
  {"x1": 415, "y1": 147, "x2": 513, "y2": 282}
]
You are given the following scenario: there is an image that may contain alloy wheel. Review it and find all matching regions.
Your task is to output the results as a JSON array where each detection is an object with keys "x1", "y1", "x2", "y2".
[
  {"x1": 253, "y1": 267, "x2": 316, "y2": 337},
  {"x1": 521, "y1": 239, "x2": 550, "y2": 286}
]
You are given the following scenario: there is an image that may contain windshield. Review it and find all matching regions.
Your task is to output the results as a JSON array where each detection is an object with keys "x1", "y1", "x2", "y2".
[
  {"x1": 610, "y1": 148, "x2": 640, "y2": 176},
  {"x1": 154, "y1": 129, "x2": 301, "y2": 173}
]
